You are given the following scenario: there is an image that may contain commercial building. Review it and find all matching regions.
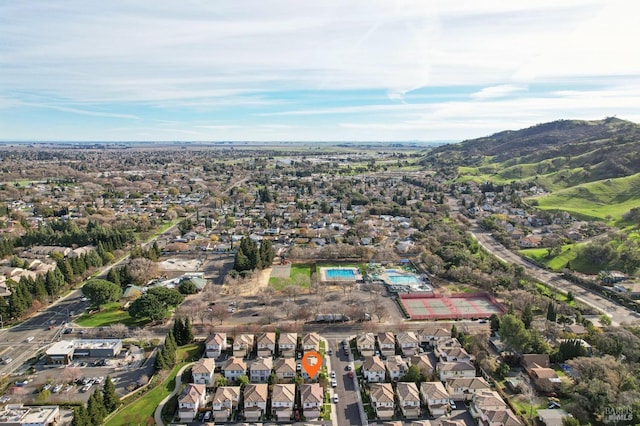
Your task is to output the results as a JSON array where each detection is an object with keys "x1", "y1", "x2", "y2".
[{"x1": 45, "y1": 339, "x2": 123, "y2": 365}]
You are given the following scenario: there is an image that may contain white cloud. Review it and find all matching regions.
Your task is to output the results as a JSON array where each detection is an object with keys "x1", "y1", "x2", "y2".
[{"x1": 470, "y1": 85, "x2": 527, "y2": 100}]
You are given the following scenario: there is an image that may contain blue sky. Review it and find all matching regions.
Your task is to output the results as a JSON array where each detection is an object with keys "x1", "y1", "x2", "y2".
[{"x1": 1, "y1": 0, "x2": 639, "y2": 142}]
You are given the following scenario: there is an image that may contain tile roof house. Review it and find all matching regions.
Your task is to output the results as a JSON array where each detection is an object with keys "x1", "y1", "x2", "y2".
[
  {"x1": 370, "y1": 383, "x2": 395, "y2": 420},
  {"x1": 385, "y1": 355, "x2": 409, "y2": 381},
  {"x1": 437, "y1": 361, "x2": 476, "y2": 382},
  {"x1": 357, "y1": 333, "x2": 376, "y2": 357},
  {"x1": 438, "y1": 346, "x2": 474, "y2": 363},
  {"x1": 178, "y1": 383, "x2": 206, "y2": 421},
  {"x1": 409, "y1": 354, "x2": 434, "y2": 379},
  {"x1": 223, "y1": 357, "x2": 247, "y2": 382},
  {"x1": 273, "y1": 357, "x2": 297, "y2": 382},
  {"x1": 300, "y1": 383, "x2": 323, "y2": 420},
  {"x1": 249, "y1": 357, "x2": 273, "y2": 383},
  {"x1": 271, "y1": 383, "x2": 296, "y2": 422},
  {"x1": 396, "y1": 331, "x2": 420, "y2": 356},
  {"x1": 233, "y1": 334, "x2": 254, "y2": 358},
  {"x1": 420, "y1": 381, "x2": 450, "y2": 417},
  {"x1": 205, "y1": 332, "x2": 227, "y2": 358},
  {"x1": 470, "y1": 389, "x2": 522, "y2": 426},
  {"x1": 396, "y1": 381, "x2": 421, "y2": 419},
  {"x1": 243, "y1": 383, "x2": 268, "y2": 422},
  {"x1": 212, "y1": 386, "x2": 241, "y2": 422},
  {"x1": 278, "y1": 332, "x2": 298, "y2": 357},
  {"x1": 418, "y1": 327, "x2": 451, "y2": 347},
  {"x1": 521, "y1": 354, "x2": 560, "y2": 393},
  {"x1": 378, "y1": 331, "x2": 396, "y2": 357},
  {"x1": 256, "y1": 332, "x2": 277, "y2": 357},
  {"x1": 363, "y1": 355, "x2": 387, "y2": 383},
  {"x1": 301, "y1": 332, "x2": 321, "y2": 352},
  {"x1": 192, "y1": 357, "x2": 215, "y2": 386},
  {"x1": 446, "y1": 377, "x2": 491, "y2": 401}
]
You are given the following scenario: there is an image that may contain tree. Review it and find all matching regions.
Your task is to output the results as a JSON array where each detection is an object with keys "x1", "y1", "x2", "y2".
[
  {"x1": 102, "y1": 376, "x2": 121, "y2": 413},
  {"x1": 214, "y1": 375, "x2": 228, "y2": 387},
  {"x1": 400, "y1": 365, "x2": 423, "y2": 383},
  {"x1": 72, "y1": 405, "x2": 90, "y2": 426},
  {"x1": 499, "y1": 314, "x2": 531, "y2": 353},
  {"x1": 82, "y1": 279, "x2": 121, "y2": 308},
  {"x1": 87, "y1": 389, "x2": 107, "y2": 425},
  {"x1": 236, "y1": 374, "x2": 249, "y2": 386},
  {"x1": 546, "y1": 302, "x2": 557, "y2": 322},
  {"x1": 489, "y1": 314, "x2": 501, "y2": 332},
  {"x1": 522, "y1": 304, "x2": 534, "y2": 329},
  {"x1": 146, "y1": 287, "x2": 184, "y2": 307},
  {"x1": 599, "y1": 314, "x2": 612, "y2": 326},
  {"x1": 128, "y1": 294, "x2": 167, "y2": 321},
  {"x1": 178, "y1": 280, "x2": 198, "y2": 295},
  {"x1": 126, "y1": 258, "x2": 157, "y2": 285}
]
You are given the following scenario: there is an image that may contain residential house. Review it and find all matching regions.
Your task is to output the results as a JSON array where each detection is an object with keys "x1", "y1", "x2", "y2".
[
  {"x1": 278, "y1": 332, "x2": 298, "y2": 357},
  {"x1": 205, "y1": 332, "x2": 227, "y2": 358},
  {"x1": 212, "y1": 386, "x2": 241, "y2": 422},
  {"x1": 396, "y1": 331, "x2": 420, "y2": 356},
  {"x1": 409, "y1": 354, "x2": 434, "y2": 379},
  {"x1": 377, "y1": 331, "x2": 396, "y2": 357},
  {"x1": 385, "y1": 355, "x2": 409, "y2": 381},
  {"x1": 363, "y1": 355, "x2": 387, "y2": 383},
  {"x1": 300, "y1": 383, "x2": 323, "y2": 420},
  {"x1": 249, "y1": 357, "x2": 273, "y2": 383},
  {"x1": 233, "y1": 334, "x2": 254, "y2": 358},
  {"x1": 438, "y1": 346, "x2": 474, "y2": 363},
  {"x1": 470, "y1": 390, "x2": 523, "y2": 426},
  {"x1": 420, "y1": 381, "x2": 450, "y2": 417},
  {"x1": 301, "y1": 332, "x2": 321, "y2": 353},
  {"x1": 192, "y1": 358, "x2": 215, "y2": 386},
  {"x1": 243, "y1": 383, "x2": 268, "y2": 421},
  {"x1": 434, "y1": 337, "x2": 462, "y2": 351},
  {"x1": 521, "y1": 354, "x2": 560, "y2": 393},
  {"x1": 177, "y1": 383, "x2": 206, "y2": 421},
  {"x1": 396, "y1": 381, "x2": 421, "y2": 418},
  {"x1": 418, "y1": 327, "x2": 451, "y2": 347},
  {"x1": 437, "y1": 361, "x2": 476, "y2": 382},
  {"x1": 223, "y1": 357, "x2": 247, "y2": 383},
  {"x1": 446, "y1": 377, "x2": 491, "y2": 401},
  {"x1": 357, "y1": 333, "x2": 376, "y2": 356},
  {"x1": 273, "y1": 357, "x2": 297, "y2": 382},
  {"x1": 271, "y1": 383, "x2": 296, "y2": 421},
  {"x1": 519, "y1": 235, "x2": 542, "y2": 248},
  {"x1": 256, "y1": 332, "x2": 277, "y2": 357},
  {"x1": 370, "y1": 383, "x2": 395, "y2": 420}
]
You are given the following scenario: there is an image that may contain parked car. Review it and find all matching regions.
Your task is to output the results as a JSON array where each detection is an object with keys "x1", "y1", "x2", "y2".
[
  {"x1": 331, "y1": 379, "x2": 337, "y2": 388},
  {"x1": 333, "y1": 394, "x2": 339, "y2": 403}
]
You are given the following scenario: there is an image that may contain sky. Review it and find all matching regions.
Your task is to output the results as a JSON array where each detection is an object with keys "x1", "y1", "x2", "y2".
[{"x1": 1, "y1": 0, "x2": 639, "y2": 142}]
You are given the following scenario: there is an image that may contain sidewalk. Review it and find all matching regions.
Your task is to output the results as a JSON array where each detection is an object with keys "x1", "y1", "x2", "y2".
[{"x1": 154, "y1": 362, "x2": 194, "y2": 426}]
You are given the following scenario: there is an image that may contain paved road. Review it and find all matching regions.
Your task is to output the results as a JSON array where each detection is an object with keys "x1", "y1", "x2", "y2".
[
  {"x1": 326, "y1": 337, "x2": 363, "y2": 426},
  {"x1": 0, "y1": 290, "x2": 90, "y2": 375},
  {"x1": 447, "y1": 197, "x2": 640, "y2": 326}
]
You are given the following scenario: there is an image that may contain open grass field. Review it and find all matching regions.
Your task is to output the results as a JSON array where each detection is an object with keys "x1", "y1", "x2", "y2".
[
  {"x1": 529, "y1": 174, "x2": 640, "y2": 222},
  {"x1": 270, "y1": 263, "x2": 312, "y2": 290},
  {"x1": 519, "y1": 243, "x2": 600, "y2": 273},
  {"x1": 105, "y1": 344, "x2": 202, "y2": 426},
  {"x1": 75, "y1": 303, "x2": 149, "y2": 327}
]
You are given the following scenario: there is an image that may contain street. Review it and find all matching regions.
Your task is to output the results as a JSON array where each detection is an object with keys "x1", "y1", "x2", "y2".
[{"x1": 327, "y1": 337, "x2": 363, "y2": 426}]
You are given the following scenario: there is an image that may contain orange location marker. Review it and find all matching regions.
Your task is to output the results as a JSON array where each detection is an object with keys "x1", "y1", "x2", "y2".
[{"x1": 301, "y1": 351, "x2": 322, "y2": 379}]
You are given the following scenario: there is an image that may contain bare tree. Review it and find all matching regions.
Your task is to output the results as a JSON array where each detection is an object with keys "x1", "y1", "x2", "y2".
[
  {"x1": 258, "y1": 287, "x2": 275, "y2": 306},
  {"x1": 209, "y1": 305, "x2": 230, "y2": 324},
  {"x1": 63, "y1": 366, "x2": 82, "y2": 384},
  {"x1": 127, "y1": 258, "x2": 158, "y2": 285},
  {"x1": 521, "y1": 380, "x2": 538, "y2": 420}
]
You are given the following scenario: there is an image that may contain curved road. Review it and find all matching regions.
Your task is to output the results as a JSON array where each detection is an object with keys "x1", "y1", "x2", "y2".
[
  {"x1": 447, "y1": 197, "x2": 640, "y2": 326},
  {"x1": 154, "y1": 362, "x2": 194, "y2": 426}
]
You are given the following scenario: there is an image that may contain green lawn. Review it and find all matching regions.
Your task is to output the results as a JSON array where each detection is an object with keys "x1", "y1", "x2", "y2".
[
  {"x1": 519, "y1": 243, "x2": 600, "y2": 274},
  {"x1": 75, "y1": 303, "x2": 149, "y2": 327},
  {"x1": 269, "y1": 263, "x2": 312, "y2": 290},
  {"x1": 105, "y1": 344, "x2": 202, "y2": 426}
]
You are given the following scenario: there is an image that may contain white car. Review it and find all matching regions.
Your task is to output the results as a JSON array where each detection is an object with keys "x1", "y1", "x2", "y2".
[
  {"x1": 330, "y1": 371, "x2": 336, "y2": 379},
  {"x1": 25, "y1": 336, "x2": 34, "y2": 343},
  {"x1": 333, "y1": 393, "x2": 339, "y2": 403},
  {"x1": 331, "y1": 379, "x2": 337, "y2": 388}
]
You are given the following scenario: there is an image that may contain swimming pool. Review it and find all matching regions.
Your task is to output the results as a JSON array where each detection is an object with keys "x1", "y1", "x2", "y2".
[
  {"x1": 326, "y1": 269, "x2": 356, "y2": 279},
  {"x1": 387, "y1": 273, "x2": 419, "y2": 285}
]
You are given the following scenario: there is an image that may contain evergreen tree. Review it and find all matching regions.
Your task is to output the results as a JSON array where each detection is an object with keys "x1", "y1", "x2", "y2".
[
  {"x1": 173, "y1": 318, "x2": 185, "y2": 346},
  {"x1": 165, "y1": 331, "x2": 177, "y2": 353},
  {"x1": 183, "y1": 317, "x2": 194, "y2": 345},
  {"x1": 546, "y1": 302, "x2": 557, "y2": 322},
  {"x1": 155, "y1": 347, "x2": 168, "y2": 370},
  {"x1": 60, "y1": 259, "x2": 75, "y2": 283},
  {"x1": 102, "y1": 376, "x2": 121, "y2": 412},
  {"x1": 522, "y1": 304, "x2": 534, "y2": 329},
  {"x1": 233, "y1": 249, "x2": 250, "y2": 272},
  {"x1": 106, "y1": 268, "x2": 121, "y2": 287},
  {"x1": 87, "y1": 389, "x2": 106, "y2": 425},
  {"x1": 72, "y1": 405, "x2": 89, "y2": 426}
]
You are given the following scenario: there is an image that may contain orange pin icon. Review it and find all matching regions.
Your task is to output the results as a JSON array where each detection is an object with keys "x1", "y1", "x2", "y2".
[{"x1": 301, "y1": 351, "x2": 322, "y2": 379}]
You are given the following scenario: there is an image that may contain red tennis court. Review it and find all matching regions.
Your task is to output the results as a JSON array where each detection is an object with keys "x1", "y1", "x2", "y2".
[{"x1": 400, "y1": 293, "x2": 505, "y2": 320}]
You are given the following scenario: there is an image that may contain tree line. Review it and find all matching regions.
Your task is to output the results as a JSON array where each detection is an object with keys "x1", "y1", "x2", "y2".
[
  {"x1": 233, "y1": 236, "x2": 274, "y2": 272},
  {"x1": 72, "y1": 377, "x2": 120, "y2": 426}
]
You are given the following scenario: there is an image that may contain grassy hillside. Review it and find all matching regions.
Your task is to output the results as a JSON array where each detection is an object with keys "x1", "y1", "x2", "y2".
[{"x1": 529, "y1": 173, "x2": 640, "y2": 222}]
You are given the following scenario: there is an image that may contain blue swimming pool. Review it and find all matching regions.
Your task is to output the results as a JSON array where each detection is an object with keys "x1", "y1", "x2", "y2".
[
  {"x1": 326, "y1": 269, "x2": 356, "y2": 279},
  {"x1": 387, "y1": 273, "x2": 419, "y2": 285}
]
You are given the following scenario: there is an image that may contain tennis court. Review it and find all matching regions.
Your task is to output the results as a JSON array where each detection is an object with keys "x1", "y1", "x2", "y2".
[{"x1": 400, "y1": 293, "x2": 505, "y2": 320}]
